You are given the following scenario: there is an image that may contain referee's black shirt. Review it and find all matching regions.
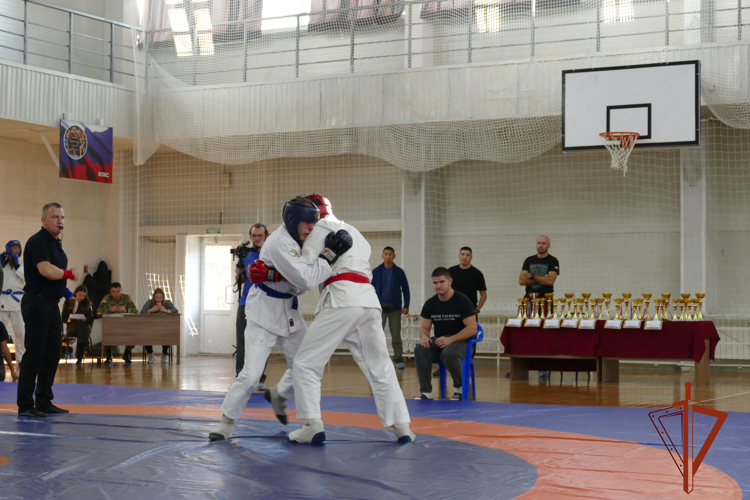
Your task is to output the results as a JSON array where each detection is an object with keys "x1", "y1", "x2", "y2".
[{"x1": 23, "y1": 227, "x2": 68, "y2": 299}]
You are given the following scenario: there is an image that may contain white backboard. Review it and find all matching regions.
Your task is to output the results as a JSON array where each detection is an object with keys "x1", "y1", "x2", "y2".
[{"x1": 562, "y1": 61, "x2": 701, "y2": 150}]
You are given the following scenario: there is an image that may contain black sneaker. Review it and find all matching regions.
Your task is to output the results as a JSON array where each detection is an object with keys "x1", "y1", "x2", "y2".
[
  {"x1": 450, "y1": 393, "x2": 463, "y2": 401},
  {"x1": 432, "y1": 369, "x2": 439, "y2": 377},
  {"x1": 37, "y1": 405, "x2": 69, "y2": 414},
  {"x1": 413, "y1": 394, "x2": 433, "y2": 400},
  {"x1": 123, "y1": 350, "x2": 132, "y2": 364},
  {"x1": 18, "y1": 408, "x2": 47, "y2": 418}
]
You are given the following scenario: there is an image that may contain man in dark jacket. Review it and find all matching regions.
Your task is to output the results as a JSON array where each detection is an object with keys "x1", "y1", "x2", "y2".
[{"x1": 371, "y1": 246, "x2": 410, "y2": 369}]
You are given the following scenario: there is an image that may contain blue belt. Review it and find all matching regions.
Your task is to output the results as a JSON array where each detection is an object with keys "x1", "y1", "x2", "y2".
[
  {"x1": 1, "y1": 289, "x2": 23, "y2": 303},
  {"x1": 254, "y1": 283, "x2": 298, "y2": 310}
]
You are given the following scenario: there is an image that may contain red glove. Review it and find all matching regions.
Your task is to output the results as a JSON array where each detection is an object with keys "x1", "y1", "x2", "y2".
[{"x1": 249, "y1": 259, "x2": 281, "y2": 284}]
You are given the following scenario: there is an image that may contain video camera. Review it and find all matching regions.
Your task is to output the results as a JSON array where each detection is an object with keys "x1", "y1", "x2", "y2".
[{"x1": 230, "y1": 240, "x2": 252, "y2": 263}]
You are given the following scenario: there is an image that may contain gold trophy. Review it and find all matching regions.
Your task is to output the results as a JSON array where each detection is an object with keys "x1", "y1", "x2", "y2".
[
  {"x1": 545, "y1": 293, "x2": 554, "y2": 318},
  {"x1": 642, "y1": 294, "x2": 652, "y2": 320},
  {"x1": 552, "y1": 298, "x2": 560, "y2": 319},
  {"x1": 674, "y1": 299, "x2": 683, "y2": 320},
  {"x1": 521, "y1": 298, "x2": 529, "y2": 319},
  {"x1": 602, "y1": 293, "x2": 612, "y2": 319},
  {"x1": 690, "y1": 299, "x2": 699, "y2": 320},
  {"x1": 581, "y1": 293, "x2": 591, "y2": 319},
  {"x1": 622, "y1": 293, "x2": 632, "y2": 320},
  {"x1": 662, "y1": 293, "x2": 672, "y2": 319},
  {"x1": 614, "y1": 298, "x2": 623, "y2": 319},
  {"x1": 516, "y1": 298, "x2": 524, "y2": 319},
  {"x1": 597, "y1": 298, "x2": 605, "y2": 319},
  {"x1": 654, "y1": 299, "x2": 662, "y2": 320},
  {"x1": 564, "y1": 293, "x2": 574, "y2": 318},
  {"x1": 695, "y1": 293, "x2": 705, "y2": 319},
  {"x1": 578, "y1": 298, "x2": 587, "y2": 319}
]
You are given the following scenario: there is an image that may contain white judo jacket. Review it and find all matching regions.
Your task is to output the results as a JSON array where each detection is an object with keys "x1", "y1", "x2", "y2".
[
  {"x1": 301, "y1": 214, "x2": 381, "y2": 315},
  {"x1": 246, "y1": 224, "x2": 332, "y2": 336},
  {"x1": 1, "y1": 261, "x2": 24, "y2": 312}
]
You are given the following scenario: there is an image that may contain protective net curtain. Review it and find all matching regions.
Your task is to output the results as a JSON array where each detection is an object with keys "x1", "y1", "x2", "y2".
[
  {"x1": 133, "y1": 0, "x2": 750, "y2": 169},
  {"x1": 309, "y1": 0, "x2": 404, "y2": 30},
  {"x1": 140, "y1": 0, "x2": 262, "y2": 48}
]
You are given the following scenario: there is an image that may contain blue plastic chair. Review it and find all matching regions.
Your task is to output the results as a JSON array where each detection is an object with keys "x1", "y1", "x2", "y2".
[{"x1": 433, "y1": 324, "x2": 484, "y2": 401}]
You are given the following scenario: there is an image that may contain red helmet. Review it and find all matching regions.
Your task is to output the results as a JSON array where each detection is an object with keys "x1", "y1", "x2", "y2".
[{"x1": 306, "y1": 193, "x2": 332, "y2": 216}]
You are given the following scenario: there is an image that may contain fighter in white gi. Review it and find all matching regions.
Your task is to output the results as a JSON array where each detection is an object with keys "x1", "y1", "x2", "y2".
[
  {"x1": 208, "y1": 196, "x2": 352, "y2": 442},
  {"x1": 261, "y1": 195, "x2": 415, "y2": 444},
  {"x1": 1, "y1": 240, "x2": 25, "y2": 365}
]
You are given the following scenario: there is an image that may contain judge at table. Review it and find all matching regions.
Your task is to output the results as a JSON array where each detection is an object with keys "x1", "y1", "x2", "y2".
[
  {"x1": 97, "y1": 282, "x2": 138, "y2": 364},
  {"x1": 140, "y1": 287, "x2": 178, "y2": 364}
]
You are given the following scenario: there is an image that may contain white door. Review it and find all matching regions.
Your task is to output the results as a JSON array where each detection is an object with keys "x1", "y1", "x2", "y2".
[{"x1": 200, "y1": 237, "x2": 241, "y2": 354}]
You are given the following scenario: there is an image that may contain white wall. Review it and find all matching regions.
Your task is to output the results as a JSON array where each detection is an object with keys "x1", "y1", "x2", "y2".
[{"x1": 0, "y1": 136, "x2": 123, "y2": 295}]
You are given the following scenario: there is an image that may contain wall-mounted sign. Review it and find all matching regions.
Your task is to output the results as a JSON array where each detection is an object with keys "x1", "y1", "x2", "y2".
[{"x1": 59, "y1": 120, "x2": 113, "y2": 184}]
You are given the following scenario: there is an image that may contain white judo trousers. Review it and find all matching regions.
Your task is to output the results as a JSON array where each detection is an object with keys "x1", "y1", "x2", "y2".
[
  {"x1": 293, "y1": 300, "x2": 410, "y2": 427},
  {"x1": 0, "y1": 311, "x2": 25, "y2": 365},
  {"x1": 220, "y1": 318, "x2": 306, "y2": 421}
]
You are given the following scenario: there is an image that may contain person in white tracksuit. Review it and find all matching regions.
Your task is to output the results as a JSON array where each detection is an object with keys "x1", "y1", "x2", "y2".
[
  {"x1": 1, "y1": 240, "x2": 26, "y2": 366},
  {"x1": 208, "y1": 196, "x2": 340, "y2": 442},
  {"x1": 286, "y1": 195, "x2": 415, "y2": 444}
]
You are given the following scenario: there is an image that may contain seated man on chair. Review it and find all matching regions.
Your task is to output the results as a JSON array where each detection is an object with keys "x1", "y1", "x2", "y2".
[
  {"x1": 97, "y1": 282, "x2": 138, "y2": 364},
  {"x1": 413, "y1": 267, "x2": 477, "y2": 401}
]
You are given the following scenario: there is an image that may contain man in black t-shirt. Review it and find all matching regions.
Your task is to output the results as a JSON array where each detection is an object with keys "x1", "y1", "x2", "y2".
[
  {"x1": 519, "y1": 235, "x2": 559, "y2": 300},
  {"x1": 414, "y1": 267, "x2": 477, "y2": 401},
  {"x1": 17, "y1": 203, "x2": 78, "y2": 417},
  {"x1": 448, "y1": 247, "x2": 487, "y2": 314}
]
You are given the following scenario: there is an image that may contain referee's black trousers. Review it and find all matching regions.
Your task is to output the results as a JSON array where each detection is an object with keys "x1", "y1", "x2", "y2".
[{"x1": 17, "y1": 294, "x2": 62, "y2": 412}]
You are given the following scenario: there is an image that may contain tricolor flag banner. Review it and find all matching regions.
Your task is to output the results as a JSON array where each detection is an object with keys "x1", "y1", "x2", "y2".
[{"x1": 59, "y1": 120, "x2": 113, "y2": 184}]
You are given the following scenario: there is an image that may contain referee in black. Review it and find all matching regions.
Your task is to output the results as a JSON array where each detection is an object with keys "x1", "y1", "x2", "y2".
[{"x1": 17, "y1": 203, "x2": 78, "y2": 417}]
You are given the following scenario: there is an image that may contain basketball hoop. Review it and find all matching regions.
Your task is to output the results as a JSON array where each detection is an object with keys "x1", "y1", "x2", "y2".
[{"x1": 600, "y1": 132, "x2": 639, "y2": 176}]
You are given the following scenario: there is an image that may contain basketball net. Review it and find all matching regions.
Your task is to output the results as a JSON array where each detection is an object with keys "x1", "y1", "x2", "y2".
[{"x1": 600, "y1": 132, "x2": 640, "y2": 176}]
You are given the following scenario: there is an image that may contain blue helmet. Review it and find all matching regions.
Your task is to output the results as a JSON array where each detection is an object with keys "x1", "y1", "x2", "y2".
[
  {"x1": 282, "y1": 196, "x2": 320, "y2": 245},
  {"x1": 5, "y1": 240, "x2": 21, "y2": 257}
]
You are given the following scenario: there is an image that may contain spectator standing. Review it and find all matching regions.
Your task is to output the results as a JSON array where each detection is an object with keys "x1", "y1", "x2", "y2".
[
  {"x1": 518, "y1": 235, "x2": 559, "y2": 301},
  {"x1": 62, "y1": 285, "x2": 95, "y2": 364},
  {"x1": 518, "y1": 235, "x2": 559, "y2": 379},
  {"x1": 413, "y1": 268, "x2": 477, "y2": 401},
  {"x1": 1, "y1": 240, "x2": 26, "y2": 366},
  {"x1": 140, "y1": 287, "x2": 179, "y2": 364},
  {"x1": 97, "y1": 282, "x2": 138, "y2": 364},
  {"x1": 1, "y1": 321, "x2": 18, "y2": 382},
  {"x1": 236, "y1": 224, "x2": 268, "y2": 388},
  {"x1": 18, "y1": 202, "x2": 78, "y2": 417},
  {"x1": 372, "y1": 246, "x2": 410, "y2": 369},
  {"x1": 449, "y1": 247, "x2": 487, "y2": 316}
]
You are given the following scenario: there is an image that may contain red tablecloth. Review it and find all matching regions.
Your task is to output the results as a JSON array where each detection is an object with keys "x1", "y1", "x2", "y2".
[
  {"x1": 500, "y1": 326, "x2": 598, "y2": 356},
  {"x1": 596, "y1": 320, "x2": 720, "y2": 363},
  {"x1": 501, "y1": 320, "x2": 720, "y2": 363}
]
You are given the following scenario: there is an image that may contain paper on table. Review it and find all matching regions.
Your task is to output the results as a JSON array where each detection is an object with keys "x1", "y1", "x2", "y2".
[{"x1": 68, "y1": 314, "x2": 86, "y2": 320}]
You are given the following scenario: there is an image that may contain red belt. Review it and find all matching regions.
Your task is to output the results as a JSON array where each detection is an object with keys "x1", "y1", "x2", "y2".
[{"x1": 324, "y1": 273, "x2": 370, "y2": 287}]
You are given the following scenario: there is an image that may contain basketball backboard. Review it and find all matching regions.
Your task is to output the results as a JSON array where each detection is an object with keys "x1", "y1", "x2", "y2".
[{"x1": 562, "y1": 61, "x2": 701, "y2": 150}]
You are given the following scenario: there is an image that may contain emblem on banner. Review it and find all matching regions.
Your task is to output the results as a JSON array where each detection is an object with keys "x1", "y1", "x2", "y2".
[{"x1": 63, "y1": 125, "x2": 88, "y2": 160}]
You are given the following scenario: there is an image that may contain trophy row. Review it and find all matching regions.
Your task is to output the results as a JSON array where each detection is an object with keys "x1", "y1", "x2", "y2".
[{"x1": 506, "y1": 293, "x2": 706, "y2": 330}]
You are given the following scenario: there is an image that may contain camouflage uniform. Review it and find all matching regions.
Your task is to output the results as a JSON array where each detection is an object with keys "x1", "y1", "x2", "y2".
[{"x1": 97, "y1": 293, "x2": 138, "y2": 351}]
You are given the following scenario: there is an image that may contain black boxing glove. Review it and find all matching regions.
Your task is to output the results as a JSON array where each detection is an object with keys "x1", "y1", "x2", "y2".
[{"x1": 319, "y1": 230, "x2": 353, "y2": 265}]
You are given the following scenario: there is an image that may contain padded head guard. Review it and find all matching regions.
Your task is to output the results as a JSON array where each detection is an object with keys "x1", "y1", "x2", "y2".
[
  {"x1": 306, "y1": 194, "x2": 332, "y2": 217},
  {"x1": 282, "y1": 196, "x2": 320, "y2": 245},
  {"x1": 5, "y1": 240, "x2": 22, "y2": 257}
]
